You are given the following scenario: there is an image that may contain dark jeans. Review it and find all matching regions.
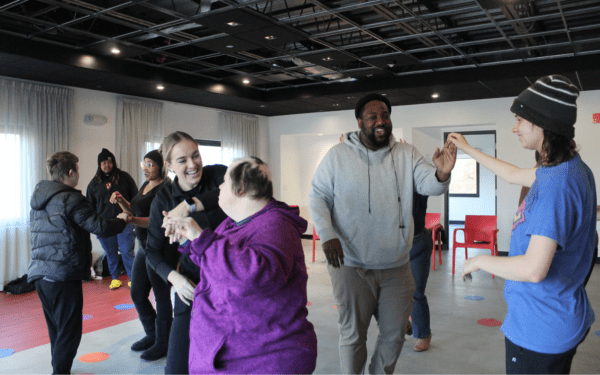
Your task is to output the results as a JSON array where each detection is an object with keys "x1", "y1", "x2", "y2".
[
  {"x1": 130, "y1": 239, "x2": 173, "y2": 339},
  {"x1": 98, "y1": 224, "x2": 135, "y2": 279},
  {"x1": 165, "y1": 295, "x2": 192, "y2": 375},
  {"x1": 505, "y1": 329, "x2": 590, "y2": 374},
  {"x1": 409, "y1": 231, "x2": 433, "y2": 339},
  {"x1": 35, "y1": 279, "x2": 83, "y2": 375}
]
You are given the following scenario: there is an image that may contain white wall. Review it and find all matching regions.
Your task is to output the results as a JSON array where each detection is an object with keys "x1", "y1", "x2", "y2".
[
  {"x1": 70, "y1": 87, "x2": 270, "y2": 264},
  {"x1": 269, "y1": 91, "x2": 600, "y2": 254}
]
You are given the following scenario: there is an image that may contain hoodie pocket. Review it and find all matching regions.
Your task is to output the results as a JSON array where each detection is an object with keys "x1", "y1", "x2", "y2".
[{"x1": 190, "y1": 335, "x2": 227, "y2": 371}]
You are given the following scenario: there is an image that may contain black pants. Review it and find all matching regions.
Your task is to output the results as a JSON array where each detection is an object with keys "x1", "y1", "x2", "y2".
[
  {"x1": 35, "y1": 279, "x2": 83, "y2": 375},
  {"x1": 505, "y1": 329, "x2": 590, "y2": 374},
  {"x1": 165, "y1": 296, "x2": 191, "y2": 374},
  {"x1": 130, "y1": 241, "x2": 173, "y2": 340}
]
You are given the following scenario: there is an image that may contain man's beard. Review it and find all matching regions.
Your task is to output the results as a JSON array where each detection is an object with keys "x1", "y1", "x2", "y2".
[{"x1": 361, "y1": 124, "x2": 391, "y2": 148}]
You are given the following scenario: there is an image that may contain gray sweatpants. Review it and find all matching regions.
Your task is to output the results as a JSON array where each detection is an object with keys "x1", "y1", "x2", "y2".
[{"x1": 328, "y1": 262, "x2": 415, "y2": 374}]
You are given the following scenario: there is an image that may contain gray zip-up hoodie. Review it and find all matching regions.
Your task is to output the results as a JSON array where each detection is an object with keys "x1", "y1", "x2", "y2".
[{"x1": 309, "y1": 131, "x2": 450, "y2": 269}]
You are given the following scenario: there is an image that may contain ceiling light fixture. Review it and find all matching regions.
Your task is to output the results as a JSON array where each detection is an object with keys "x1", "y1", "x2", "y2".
[
  {"x1": 382, "y1": 93, "x2": 387, "y2": 96},
  {"x1": 157, "y1": 85, "x2": 164, "y2": 90},
  {"x1": 432, "y1": 93, "x2": 439, "y2": 98},
  {"x1": 243, "y1": 79, "x2": 250, "y2": 84},
  {"x1": 386, "y1": 60, "x2": 395, "y2": 68},
  {"x1": 366, "y1": 74, "x2": 373, "y2": 77},
  {"x1": 322, "y1": 57, "x2": 333, "y2": 61},
  {"x1": 110, "y1": 48, "x2": 120, "y2": 54},
  {"x1": 264, "y1": 35, "x2": 276, "y2": 40},
  {"x1": 227, "y1": 21, "x2": 241, "y2": 27},
  {"x1": 226, "y1": 45, "x2": 234, "y2": 48}
]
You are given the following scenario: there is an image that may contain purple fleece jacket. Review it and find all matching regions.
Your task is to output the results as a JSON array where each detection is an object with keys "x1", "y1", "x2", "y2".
[{"x1": 179, "y1": 200, "x2": 317, "y2": 374}]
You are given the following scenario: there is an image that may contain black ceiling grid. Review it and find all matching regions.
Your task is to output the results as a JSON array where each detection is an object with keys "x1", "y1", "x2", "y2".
[{"x1": 0, "y1": 0, "x2": 599, "y2": 117}]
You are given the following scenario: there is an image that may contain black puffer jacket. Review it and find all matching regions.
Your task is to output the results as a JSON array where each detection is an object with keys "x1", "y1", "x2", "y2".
[{"x1": 28, "y1": 180, "x2": 127, "y2": 283}]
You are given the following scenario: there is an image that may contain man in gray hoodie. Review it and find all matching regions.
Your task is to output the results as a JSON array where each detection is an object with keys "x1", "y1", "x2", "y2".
[{"x1": 310, "y1": 93, "x2": 456, "y2": 374}]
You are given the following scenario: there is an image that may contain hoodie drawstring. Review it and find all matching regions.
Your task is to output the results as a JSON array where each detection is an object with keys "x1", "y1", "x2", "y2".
[{"x1": 367, "y1": 148, "x2": 371, "y2": 213}]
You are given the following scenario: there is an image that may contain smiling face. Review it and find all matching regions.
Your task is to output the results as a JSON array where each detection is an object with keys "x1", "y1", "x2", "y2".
[
  {"x1": 512, "y1": 115, "x2": 544, "y2": 152},
  {"x1": 167, "y1": 139, "x2": 203, "y2": 191},
  {"x1": 100, "y1": 160, "x2": 113, "y2": 174},
  {"x1": 142, "y1": 158, "x2": 161, "y2": 182},
  {"x1": 358, "y1": 100, "x2": 392, "y2": 150}
]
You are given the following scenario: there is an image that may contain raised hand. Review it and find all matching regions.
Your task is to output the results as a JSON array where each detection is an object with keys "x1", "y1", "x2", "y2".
[{"x1": 432, "y1": 139, "x2": 457, "y2": 181}]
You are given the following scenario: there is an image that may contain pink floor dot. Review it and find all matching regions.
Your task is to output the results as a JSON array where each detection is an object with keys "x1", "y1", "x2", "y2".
[
  {"x1": 306, "y1": 302, "x2": 312, "y2": 307},
  {"x1": 477, "y1": 318, "x2": 502, "y2": 327},
  {"x1": 334, "y1": 305, "x2": 337, "y2": 309}
]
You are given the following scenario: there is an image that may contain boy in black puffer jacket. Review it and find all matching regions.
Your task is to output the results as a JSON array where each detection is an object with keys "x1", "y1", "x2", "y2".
[{"x1": 28, "y1": 151, "x2": 128, "y2": 375}]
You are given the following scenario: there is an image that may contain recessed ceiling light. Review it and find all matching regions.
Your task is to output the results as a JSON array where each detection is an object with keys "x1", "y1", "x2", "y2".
[
  {"x1": 432, "y1": 93, "x2": 439, "y2": 98},
  {"x1": 366, "y1": 74, "x2": 373, "y2": 77},
  {"x1": 213, "y1": 85, "x2": 223, "y2": 92},
  {"x1": 157, "y1": 85, "x2": 164, "y2": 90},
  {"x1": 227, "y1": 21, "x2": 241, "y2": 27},
  {"x1": 333, "y1": 104, "x2": 339, "y2": 106},
  {"x1": 272, "y1": 63, "x2": 279, "y2": 67},
  {"x1": 226, "y1": 45, "x2": 234, "y2": 49},
  {"x1": 243, "y1": 79, "x2": 250, "y2": 84},
  {"x1": 110, "y1": 48, "x2": 120, "y2": 54},
  {"x1": 260, "y1": 105, "x2": 265, "y2": 107},
  {"x1": 264, "y1": 35, "x2": 276, "y2": 40},
  {"x1": 322, "y1": 57, "x2": 333, "y2": 61},
  {"x1": 382, "y1": 93, "x2": 387, "y2": 96}
]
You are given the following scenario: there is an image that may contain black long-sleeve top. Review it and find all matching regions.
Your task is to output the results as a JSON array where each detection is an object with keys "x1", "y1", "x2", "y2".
[
  {"x1": 145, "y1": 165, "x2": 228, "y2": 284},
  {"x1": 86, "y1": 169, "x2": 138, "y2": 222}
]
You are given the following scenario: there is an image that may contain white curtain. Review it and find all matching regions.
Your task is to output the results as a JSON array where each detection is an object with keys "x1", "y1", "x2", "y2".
[
  {"x1": 219, "y1": 112, "x2": 258, "y2": 166},
  {"x1": 0, "y1": 78, "x2": 73, "y2": 291},
  {"x1": 115, "y1": 97, "x2": 163, "y2": 186}
]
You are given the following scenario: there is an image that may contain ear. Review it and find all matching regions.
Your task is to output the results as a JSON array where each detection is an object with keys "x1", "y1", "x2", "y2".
[{"x1": 357, "y1": 118, "x2": 363, "y2": 129}]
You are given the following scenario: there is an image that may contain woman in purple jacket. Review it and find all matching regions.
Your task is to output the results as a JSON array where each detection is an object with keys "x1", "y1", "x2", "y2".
[{"x1": 163, "y1": 156, "x2": 317, "y2": 374}]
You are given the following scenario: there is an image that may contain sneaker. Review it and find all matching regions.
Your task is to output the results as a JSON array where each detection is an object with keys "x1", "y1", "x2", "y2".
[
  {"x1": 414, "y1": 334, "x2": 432, "y2": 352},
  {"x1": 109, "y1": 279, "x2": 122, "y2": 290},
  {"x1": 405, "y1": 320, "x2": 413, "y2": 336}
]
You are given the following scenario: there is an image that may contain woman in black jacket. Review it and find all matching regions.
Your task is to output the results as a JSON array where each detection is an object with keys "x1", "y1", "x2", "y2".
[
  {"x1": 110, "y1": 150, "x2": 170, "y2": 360},
  {"x1": 29, "y1": 151, "x2": 127, "y2": 375},
  {"x1": 144, "y1": 131, "x2": 227, "y2": 372}
]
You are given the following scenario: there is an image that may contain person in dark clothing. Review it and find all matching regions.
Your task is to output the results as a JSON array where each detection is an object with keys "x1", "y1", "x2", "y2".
[
  {"x1": 86, "y1": 148, "x2": 138, "y2": 290},
  {"x1": 143, "y1": 131, "x2": 227, "y2": 371},
  {"x1": 109, "y1": 150, "x2": 171, "y2": 360},
  {"x1": 407, "y1": 192, "x2": 434, "y2": 352},
  {"x1": 28, "y1": 151, "x2": 127, "y2": 375}
]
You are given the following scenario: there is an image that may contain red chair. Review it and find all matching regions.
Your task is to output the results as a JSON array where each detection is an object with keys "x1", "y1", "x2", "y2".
[
  {"x1": 312, "y1": 226, "x2": 319, "y2": 263},
  {"x1": 425, "y1": 213, "x2": 443, "y2": 270},
  {"x1": 452, "y1": 215, "x2": 499, "y2": 277}
]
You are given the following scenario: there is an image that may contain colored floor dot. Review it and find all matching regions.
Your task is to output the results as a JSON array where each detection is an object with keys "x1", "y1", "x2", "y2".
[
  {"x1": 0, "y1": 349, "x2": 15, "y2": 359},
  {"x1": 477, "y1": 318, "x2": 502, "y2": 327},
  {"x1": 333, "y1": 305, "x2": 337, "y2": 309},
  {"x1": 82, "y1": 314, "x2": 93, "y2": 320},
  {"x1": 114, "y1": 304, "x2": 135, "y2": 310},
  {"x1": 306, "y1": 302, "x2": 312, "y2": 307},
  {"x1": 595, "y1": 331, "x2": 600, "y2": 337},
  {"x1": 465, "y1": 295, "x2": 484, "y2": 301},
  {"x1": 79, "y1": 352, "x2": 109, "y2": 363}
]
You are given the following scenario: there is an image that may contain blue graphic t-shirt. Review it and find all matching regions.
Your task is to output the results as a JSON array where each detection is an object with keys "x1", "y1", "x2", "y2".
[{"x1": 501, "y1": 154, "x2": 596, "y2": 354}]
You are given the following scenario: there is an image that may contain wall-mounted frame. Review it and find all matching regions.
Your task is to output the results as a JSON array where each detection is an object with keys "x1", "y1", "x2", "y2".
[{"x1": 449, "y1": 154, "x2": 480, "y2": 197}]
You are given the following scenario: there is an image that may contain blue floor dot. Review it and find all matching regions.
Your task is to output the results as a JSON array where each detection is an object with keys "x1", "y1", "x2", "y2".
[
  {"x1": 0, "y1": 349, "x2": 15, "y2": 359},
  {"x1": 594, "y1": 331, "x2": 600, "y2": 337},
  {"x1": 465, "y1": 295, "x2": 484, "y2": 301},
  {"x1": 114, "y1": 304, "x2": 135, "y2": 310},
  {"x1": 82, "y1": 314, "x2": 93, "y2": 320}
]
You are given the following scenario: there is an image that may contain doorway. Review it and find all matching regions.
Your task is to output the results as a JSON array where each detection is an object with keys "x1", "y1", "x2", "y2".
[{"x1": 443, "y1": 131, "x2": 497, "y2": 251}]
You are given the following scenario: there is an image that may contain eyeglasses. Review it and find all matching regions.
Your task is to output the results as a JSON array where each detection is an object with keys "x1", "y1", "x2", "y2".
[{"x1": 140, "y1": 161, "x2": 155, "y2": 168}]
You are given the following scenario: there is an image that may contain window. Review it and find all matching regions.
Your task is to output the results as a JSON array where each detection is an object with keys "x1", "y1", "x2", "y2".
[
  {"x1": 449, "y1": 154, "x2": 480, "y2": 197},
  {"x1": 0, "y1": 133, "x2": 21, "y2": 220},
  {"x1": 195, "y1": 139, "x2": 222, "y2": 166}
]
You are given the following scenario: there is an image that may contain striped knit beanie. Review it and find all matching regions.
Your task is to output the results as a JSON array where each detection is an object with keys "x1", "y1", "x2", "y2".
[{"x1": 510, "y1": 75, "x2": 579, "y2": 139}]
